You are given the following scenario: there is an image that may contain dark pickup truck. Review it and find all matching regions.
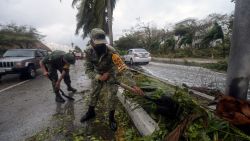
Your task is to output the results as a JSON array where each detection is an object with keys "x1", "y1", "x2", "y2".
[{"x1": 0, "y1": 49, "x2": 48, "y2": 80}]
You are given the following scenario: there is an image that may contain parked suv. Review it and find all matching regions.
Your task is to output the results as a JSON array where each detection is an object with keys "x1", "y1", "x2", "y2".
[
  {"x1": 124, "y1": 48, "x2": 151, "y2": 65},
  {"x1": 0, "y1": 49, "x2": 47, "y2": 80}
]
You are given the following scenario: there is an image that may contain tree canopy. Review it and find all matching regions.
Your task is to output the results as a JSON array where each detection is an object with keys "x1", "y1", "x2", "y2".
[
  {"x1": 115, "y1": 13, "x2": 232, "y2": 57},
  {"x1": 71, "y1": 0, "x2": 116, "y2": 38},
  {"x1": 0, "y1": 23, "x2": 44, "y2": 46},
  {"x1": 202, "y1": 22, "x2": 224, "y2": 46}
]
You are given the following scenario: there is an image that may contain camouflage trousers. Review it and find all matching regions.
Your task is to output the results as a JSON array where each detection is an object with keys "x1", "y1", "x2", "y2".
[
  {"x1": 46, "y1": 65, "x2": 72, "y2": 93},
  {"x1": 89, "y1": 76, "x2": 118, "y2": 112}
]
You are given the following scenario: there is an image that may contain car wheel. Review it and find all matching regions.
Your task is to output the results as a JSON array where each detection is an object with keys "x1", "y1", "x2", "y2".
[
  {"x1": 26, "y1": 66, "x2": 36, "y2": 79},
  {"x1": 144, "y1": 62, "x2": 149, "y2": 65},
  {"x1": 130, "y1": 59, "x2": 134, "y2": 65}
]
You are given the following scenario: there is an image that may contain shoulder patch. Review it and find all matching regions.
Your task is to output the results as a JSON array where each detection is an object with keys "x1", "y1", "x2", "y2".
[
  {"x1": 106, "y1": 44, "x2": 117, "y2": 54},
  {"x1": 63, "y1": 64, "x2": 70, "y2": 70}
]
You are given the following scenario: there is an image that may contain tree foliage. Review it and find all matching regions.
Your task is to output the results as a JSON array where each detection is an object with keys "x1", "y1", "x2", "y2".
[
  {"x1": 71, "y1": 0, "x2": 116, "y2": 38},
  {"x1": 115, "y1": 34, "x2": 143, "y2": 51},
  {"x1": 0, "y1": 23, "x2": 44, "y2": 47},
  {"x1": 202, "y1": 22, "x2": 224, "y2": 47},
  {"x1": 163, "y1": 36, "x2": 176, "y2": 52},
  {"x1": 115, "y1": 21, "x2": 166, "y2": 54},
  {"x1": 174, "y1": 19, "x2": 197, "y2": 47},
  {"x1": 74, "y1": 45, "x2": 82, "y2": 53},
  {"x1": 115, "y1": 13, "x2": 233, "y2": 58},
  {"x1": 174, "y1": 25, "x2": 190, "y2": 37}
]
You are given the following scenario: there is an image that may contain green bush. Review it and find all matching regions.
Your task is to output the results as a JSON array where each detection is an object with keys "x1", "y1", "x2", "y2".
[
  {"x1": 202, "y1": 60, "x2": 228, "y2": 72},
  {"x1": 118, "y1": 50, "x2": 127, "y2": 56},
  {"x1": 154, "y1": 46, "x2": 230, "y2": 59}
]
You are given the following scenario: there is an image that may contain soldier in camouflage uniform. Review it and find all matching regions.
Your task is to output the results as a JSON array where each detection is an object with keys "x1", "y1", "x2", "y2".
[
  {"x1": 80, "y1": 28, "x2": 142, "y2": 131},
  {"x1": 40, "y1": 50, "x2": 77, "y2": 103}
]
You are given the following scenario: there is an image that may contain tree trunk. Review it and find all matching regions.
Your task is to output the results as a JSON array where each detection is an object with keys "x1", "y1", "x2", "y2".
[
  {"x1": 225, "y1": 0, "x2": 250, "y2": 100},
  {"x1": 107, "y1": 0, "x2": 113, "y2": 46}
]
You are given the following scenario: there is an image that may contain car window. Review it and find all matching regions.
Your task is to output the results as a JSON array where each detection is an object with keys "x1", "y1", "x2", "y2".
[
  {"x1": 41, "y1": 51, "x2": 48, "y2": 56},
  {"x1": 35, "y1": 51, "x2": 43, "y2": 57},
  {"x1": 134, "y1": 49, "x2": 147, "y2": 52},
  {"x1": 128, "y1": 50, "x2": 132, "y2": 55},
  {"x1": 3, "y1": 50, "x2": 35, "y2": 57}
]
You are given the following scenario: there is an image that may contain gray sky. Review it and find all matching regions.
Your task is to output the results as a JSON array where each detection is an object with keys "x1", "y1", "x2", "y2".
[{"x1": 0, "y1": 0, "x2": 235, "y2": 50}]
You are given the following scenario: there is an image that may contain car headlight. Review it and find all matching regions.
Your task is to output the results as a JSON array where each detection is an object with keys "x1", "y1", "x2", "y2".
[{"x1": 15, "y1": 62, "x2": 23, "y2": 68}]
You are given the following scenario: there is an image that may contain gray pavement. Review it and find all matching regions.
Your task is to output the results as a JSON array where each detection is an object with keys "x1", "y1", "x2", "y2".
[
  {"x1": 140, "y1": 62, "x2": 250, "y2": 100},
  {"x1": 141, "y1": 62, "x2": 226, "y2": 90},
  {"x1": 152, "y1": 57, "x2": 221, "y2": 64},
  {"x1": 0, "y1": 60, "x2": 91, "y2": 141}
]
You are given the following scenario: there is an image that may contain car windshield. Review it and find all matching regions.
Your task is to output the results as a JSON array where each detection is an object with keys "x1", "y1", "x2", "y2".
[
  {"x1": 3, "y1": 50, "x2": 34, "y2": 57},
  {"x1": 134, "y1": 49, "x2": 147, "y2": 52}
]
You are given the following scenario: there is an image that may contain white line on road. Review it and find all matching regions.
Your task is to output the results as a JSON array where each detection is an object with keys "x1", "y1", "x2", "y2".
[
  {"x1": 0, "y1": 80, "x2": 30, "y2": 94},
  {"x1": 0, "y1": 75, "x2": 43, "y2": 94}
]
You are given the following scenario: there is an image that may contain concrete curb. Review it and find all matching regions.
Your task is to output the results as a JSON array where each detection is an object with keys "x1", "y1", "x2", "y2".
[{"x1": 117, "y1": 88, "x2": 159, "y2": 136}]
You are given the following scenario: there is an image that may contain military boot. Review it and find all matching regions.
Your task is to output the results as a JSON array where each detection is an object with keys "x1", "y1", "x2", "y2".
[
  {"x1": 80, "y1": 106, "x2": 96, "y2": 123},
  {"x1": 109, "y1": 110, "x2": 117, "y2": 131},
  {"x1": 67, "y1": 86, "x2": 77, "y2": 93},
  {"x1": 55, "y1": 93, "x2": 65, "y2": 103}
]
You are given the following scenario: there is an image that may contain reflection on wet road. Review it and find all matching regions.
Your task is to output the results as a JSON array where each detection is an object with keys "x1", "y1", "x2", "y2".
[
  {"x1": 0, "y1": 60, "x2": 91, "y2": 141},
  {"x1": 0, "y1": 70, "x2": 43, "y2": 91}
]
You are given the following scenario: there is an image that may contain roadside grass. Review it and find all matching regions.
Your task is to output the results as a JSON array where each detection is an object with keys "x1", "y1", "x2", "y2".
[
  {"x1": 201, "y1": 60, "x2": 228, "y2": 72},
  {"x1": 154, "y1": 59, "x2": 228, "y2": 72},
  {"x1": 152, "y1": 46, "x2": 229, "y2": 59}
]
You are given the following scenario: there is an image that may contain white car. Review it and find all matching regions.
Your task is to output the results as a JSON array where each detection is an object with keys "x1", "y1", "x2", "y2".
[{"x1": 124, "y1": 48, "x2": 151, "y2": 65}]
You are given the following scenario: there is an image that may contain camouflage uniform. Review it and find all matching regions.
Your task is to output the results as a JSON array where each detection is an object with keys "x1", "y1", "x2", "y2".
[
  {"x1": 85, "y1": 45, "x2": 135, "y2": 111},
  {"x1": 42, "y1": 50, "x2": 72, "y2": 93}
]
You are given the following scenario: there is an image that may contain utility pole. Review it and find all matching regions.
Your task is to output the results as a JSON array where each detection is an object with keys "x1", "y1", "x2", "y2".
[
  {"x1": 107, "y1": 0, "x2": 113, "y2": 46},
  {"x1": 225, "y1": 0, "x2": 250, "y2": 100}
]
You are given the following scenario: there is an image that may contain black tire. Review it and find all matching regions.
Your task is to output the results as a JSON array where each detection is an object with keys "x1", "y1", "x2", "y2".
[
  {"x1": 26, "y1": 65, "x2": 36, "y2": 79},
  {"x1": 144, "y1": 62, "x2": 149, "y2": 65}
]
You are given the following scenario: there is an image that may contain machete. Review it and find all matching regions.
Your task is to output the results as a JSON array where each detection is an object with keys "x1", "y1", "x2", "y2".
[{"x1": 48, "y1": 75, "x2": 75, "y2": 101}]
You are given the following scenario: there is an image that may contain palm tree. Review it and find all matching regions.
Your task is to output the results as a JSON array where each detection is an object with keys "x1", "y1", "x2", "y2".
[
  {"x1": 71, "y1": 0, "x2": 116, "y2": 45},
  {"x1": 201, "y1": 22, "x2": 224, "y2": 47},
  {"x1": 225, "y1": 0, "x2": 250, "y2": 100}
]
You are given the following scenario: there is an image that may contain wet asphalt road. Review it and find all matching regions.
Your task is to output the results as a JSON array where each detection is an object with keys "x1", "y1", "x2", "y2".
[
  {"x1": 141, "y1": 62, "x2": 227, "y2": 90},
  {"x1": 0, "y1": 60, "x2": 91, "y2": 141},
  {"x1": 140, "y1": 62, "x2": 250, "y2": 99}
]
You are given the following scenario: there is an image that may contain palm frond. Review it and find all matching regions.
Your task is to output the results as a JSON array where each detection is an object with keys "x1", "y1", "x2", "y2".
[
  {"x1": 111, "y1": 0, "x2": 116, "y2": 12},
  {"x1": 74, "y1": 0, "x2": 116, "y2": 38},
  {"x1": 72, "y1": 0, "x2": 81, "y2": 7}
]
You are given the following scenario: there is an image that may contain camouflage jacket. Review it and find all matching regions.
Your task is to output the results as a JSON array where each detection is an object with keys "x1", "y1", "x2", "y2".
[
  {"x1": 84, "y1": 45, "x2": 136, "y2": 86},
  {"x1": 42, "y1": 50, "x2": 70, "y2": 70}
]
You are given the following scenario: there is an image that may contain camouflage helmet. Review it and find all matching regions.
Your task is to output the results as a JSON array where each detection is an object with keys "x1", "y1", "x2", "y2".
[
  {"x1": 90, "y1": 28, "x2": 107, "y2": 45},
  {"x1": 63, "y1": 53, "x2": 76, "y2": 64}
]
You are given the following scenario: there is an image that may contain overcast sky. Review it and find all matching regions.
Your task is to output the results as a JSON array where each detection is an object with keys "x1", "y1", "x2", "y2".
[{"x1": 0, "y1": 0, "x2": 235, "y2": 50}]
